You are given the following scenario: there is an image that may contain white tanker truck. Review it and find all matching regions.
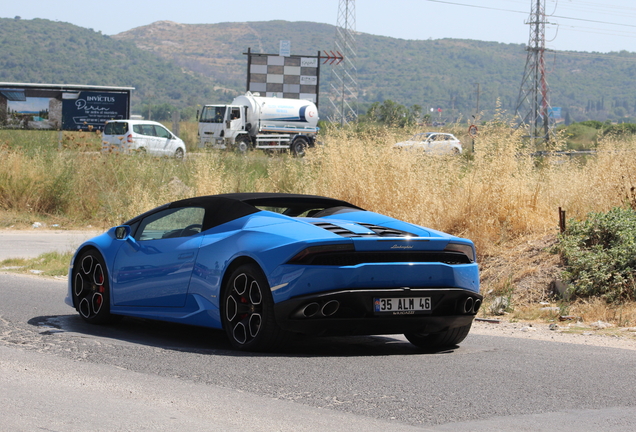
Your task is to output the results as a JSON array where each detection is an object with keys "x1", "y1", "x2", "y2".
[{"x1": 198, "y1": 92, "x2": 319, "y2": 156}]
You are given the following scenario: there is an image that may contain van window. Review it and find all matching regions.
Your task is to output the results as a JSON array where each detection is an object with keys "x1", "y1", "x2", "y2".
[
  {"x1": 104, "y1": 122, "x2": 128, "y2": 135},
  {"x1": 137, "y1": 124, "x2": 156, "y2": 136},
  {"x1": 155, "y1": 125, "x2": 172, "y2": 139}
]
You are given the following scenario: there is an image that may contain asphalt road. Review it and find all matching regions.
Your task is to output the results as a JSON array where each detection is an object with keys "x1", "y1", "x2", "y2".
[
  {"x1": 1, "y1": 272, "x2": 635, "y2": 431},
  {"x1": 0, "y1": 229, "x2": 102, "y2": 260}
]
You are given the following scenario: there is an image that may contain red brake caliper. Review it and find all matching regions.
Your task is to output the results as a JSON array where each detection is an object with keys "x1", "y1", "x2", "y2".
[
  {"x1": 96, "y1": 273, "x2": 105, "y2": 306},
  {"x1": 239, "y1": 296, "x2": 248, "y2": 319}
]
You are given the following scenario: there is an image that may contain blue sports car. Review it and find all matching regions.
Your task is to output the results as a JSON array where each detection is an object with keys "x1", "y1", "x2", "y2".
[{"x1": 65, "y1": 193, "x2": 481, "y2": 351}]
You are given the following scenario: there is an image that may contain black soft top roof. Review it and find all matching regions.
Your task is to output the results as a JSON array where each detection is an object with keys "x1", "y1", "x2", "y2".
[{"x1": 124, "y1": 193, "x2": 363, "y2": 229}]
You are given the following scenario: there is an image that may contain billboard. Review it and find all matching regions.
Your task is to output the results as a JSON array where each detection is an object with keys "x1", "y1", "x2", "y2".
[
  {"x1": 62, "y1": 91, "x2": 129, "y2": 130},
  {"x1": 0, "y1": 83, "x2": 133, "y2": 131},
  {"x1": 548, "y1": 107, "x2": 562, "y2": 120},
  {"x1": 245, "y1": 48, "x2": 321, "y2": 105}
]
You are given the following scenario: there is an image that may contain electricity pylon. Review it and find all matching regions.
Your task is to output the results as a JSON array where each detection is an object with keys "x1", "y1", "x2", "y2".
[
  {"x1": 515, "y1": 0, "x2": 556, "y2": 147},
  {"x1": 328, "y1": 0, "x2": 358, "y2": 125}
]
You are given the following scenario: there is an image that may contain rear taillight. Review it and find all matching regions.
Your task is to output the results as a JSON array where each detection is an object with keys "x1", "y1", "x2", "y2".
[
  {"x1": 444, "y1": 243, "x2": 476, "y2": 263},
  {"x1": 288, "y1": 243, "x2": 355, "y2": 265},
  {"x1": 127, "y1": 134, "x2": 133, "y2": 143}
]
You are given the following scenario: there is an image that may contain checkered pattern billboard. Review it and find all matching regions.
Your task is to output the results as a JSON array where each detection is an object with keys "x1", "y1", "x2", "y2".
[{"x1": 246, "y1": 52, "x2": 320, "y2": 105}]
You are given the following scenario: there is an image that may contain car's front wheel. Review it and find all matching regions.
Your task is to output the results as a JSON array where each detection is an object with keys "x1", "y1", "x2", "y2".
[
  {"x1": 72, "y1": 250, "x2": 116, "y2": 324},
  {"x1": 404, "y1": 324, "x2": 472, "y2": 348},
  {"x1": 222, "y1": 263, "x2": 287, "y2": 351},
  {"x1": 235, "y1": 136, "x2": 251, "y2": 153}
]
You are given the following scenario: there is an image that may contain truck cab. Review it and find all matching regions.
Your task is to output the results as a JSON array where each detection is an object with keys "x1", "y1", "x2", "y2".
[
  {"x1": 198, "y1": 105, "x2": 250, "y2": 151},
  {"x1": 198, "y1": 92, "x2": 319, "y2": 156}
]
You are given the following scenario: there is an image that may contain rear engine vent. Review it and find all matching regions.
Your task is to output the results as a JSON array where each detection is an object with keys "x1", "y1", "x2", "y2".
[
  {"x1": 312, "y1": 222, "x2": 359, "y2": 237},
  {"x1": 358, "y1": 223, "x2": 415, "y2": 237},
  {"x1": 312, "y1": 222, "x2": 415, "y2": 238}
]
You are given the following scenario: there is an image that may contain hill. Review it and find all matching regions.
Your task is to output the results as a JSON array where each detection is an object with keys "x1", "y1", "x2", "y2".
[
  {"x1": 113, "y1": 20, "x2": 636, "y2": 123},
  {"x1": 0, "y1": 17, "x2": 224, "y2": 113},
  {"x1": 2, "y1": 17, "x2": 636, "y2": 122}
]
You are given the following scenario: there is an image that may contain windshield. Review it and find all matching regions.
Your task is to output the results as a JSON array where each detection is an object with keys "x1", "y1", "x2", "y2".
[{"x1": 200, "y1": 106, "x2": 226, "y2": 123}]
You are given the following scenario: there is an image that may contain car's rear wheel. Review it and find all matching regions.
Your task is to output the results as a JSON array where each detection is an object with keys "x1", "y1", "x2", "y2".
[
  {"x1": 222, "y1": 263, "x2": 287, "y2": 351},
  {"x1": 290, "y1": 137, "x2": 308, "y2": 157},
  {"x1": 174, "y1": 147, "x2": 184, "y2": 159},
  {"x1": 72, "y1": 250, "x2": 115, "y2": 324},
  {"x1": 404, "y1": 323, "x2": 472, "y2": 348}
]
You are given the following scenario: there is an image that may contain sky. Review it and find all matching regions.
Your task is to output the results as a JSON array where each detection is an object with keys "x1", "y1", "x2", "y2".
[{"x1": 2, "y1": 0, "x2": 636, "y2": 53}]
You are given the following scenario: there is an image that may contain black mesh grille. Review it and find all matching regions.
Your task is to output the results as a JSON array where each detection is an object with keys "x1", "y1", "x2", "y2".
[{"x1": 292, "y1": 251, "x2": 472, "y2": 266}]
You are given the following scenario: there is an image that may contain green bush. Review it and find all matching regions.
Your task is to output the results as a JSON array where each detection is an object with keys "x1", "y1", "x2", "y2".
[
  {"x1": 555, "y1": 207, "x2": 636, "y2": 303},
  {"x1": 559, "y1": 123, "x2": 599, "y2": 150}
]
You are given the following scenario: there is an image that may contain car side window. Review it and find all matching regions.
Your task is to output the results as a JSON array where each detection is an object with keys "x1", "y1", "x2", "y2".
[
  {"x1": 155, "y1": 125, "x2": 172, "y2": 139},
  {"x1": 135, "y1": 207, "x2": 205, "y2": 241},
  {"x1": 133, "y1": 124, "x2": 143, "y2": 134},
  {"x1": 141, "y1": 124, "x2": 156, "y2": 136}
]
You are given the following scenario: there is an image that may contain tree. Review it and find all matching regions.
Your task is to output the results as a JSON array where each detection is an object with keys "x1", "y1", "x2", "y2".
[{"x1": 362, "y1": 100, "x2": 420, "y2": 127}]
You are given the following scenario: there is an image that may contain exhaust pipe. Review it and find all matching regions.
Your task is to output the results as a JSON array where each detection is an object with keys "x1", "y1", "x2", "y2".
[
  {"x1": 321, "y1": 300, "x2": 340, "y2": 317},
  {"x1": 301, "y1": 302, "x2": 320, "y2": 318},
  {"x1": 462, "y1": 297, "x2": 474, "y2": 314},
  {"x1": 472, "y1": 298, "x2": 482, "y2": 314}
]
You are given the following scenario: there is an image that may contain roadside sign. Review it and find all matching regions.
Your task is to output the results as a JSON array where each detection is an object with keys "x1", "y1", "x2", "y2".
[
  {"x1": 468, "y1": 124, "x2": 478, "y2": 137},
  {"x1": 279, "y1": 40, "x2": 291, "y2": 57}
]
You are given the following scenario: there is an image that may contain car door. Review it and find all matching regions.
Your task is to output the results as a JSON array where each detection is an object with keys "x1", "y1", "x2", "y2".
[
  {"x1": 425, "y1": 134, "x2": 439, "y2": 152},
  {"x1": 111, "y1": 206, "x2": 205, "y2": 307},
  {"x1": 154, "y1": 124, "x2": 175, "y2": 155},
  {"x1": 139, "y1": 124, "x2": 160, "y2": 155}
]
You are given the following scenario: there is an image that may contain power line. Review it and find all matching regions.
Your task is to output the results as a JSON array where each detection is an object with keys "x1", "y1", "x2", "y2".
[
  {"x1": 515, "y1": 0, "x2": 556, "y2": 147},
  {"x1": 423, "y1": 0, "x2": 636, "y2": 29},
  {"x1": 423, "y1": 0, "x2": 528, "y2": 15}
]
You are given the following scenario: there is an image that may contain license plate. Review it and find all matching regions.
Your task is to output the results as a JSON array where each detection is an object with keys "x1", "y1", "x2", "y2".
[{"x1": 374, "y1": 297, "x2": 432, "y2": 315}]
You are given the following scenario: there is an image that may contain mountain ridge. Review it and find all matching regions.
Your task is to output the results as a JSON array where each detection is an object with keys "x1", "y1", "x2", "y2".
[{"x1": 1, "y1": 17, "x2": 635, "y2": 122}]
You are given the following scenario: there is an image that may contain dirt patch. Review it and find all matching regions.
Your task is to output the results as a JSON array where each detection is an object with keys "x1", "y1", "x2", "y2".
[
  {"x1": 479, "y1": 233, "x2": 563, "y2": 305},
  {"x1": 471, "y1": 318, "x2": 636, "y2": 351},
  {"x1": 476, "y1": 232, "x2": 636, "y2": 348}
]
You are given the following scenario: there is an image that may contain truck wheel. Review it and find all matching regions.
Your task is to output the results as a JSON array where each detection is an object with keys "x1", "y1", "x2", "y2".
[
  {"x1": 291, "y1": 137, "x2": 309, "y2": 157},
  {"x1": 235, "y1": 136, "x2": 251, "y2": 153}
]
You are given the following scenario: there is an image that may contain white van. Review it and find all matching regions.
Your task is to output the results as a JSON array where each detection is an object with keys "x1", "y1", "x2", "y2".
[{"x1": 102, "y1": 120, "x2": 186, "y2": 159}]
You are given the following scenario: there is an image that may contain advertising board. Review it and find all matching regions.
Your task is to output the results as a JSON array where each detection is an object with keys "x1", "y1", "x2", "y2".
[
  {"x1": 0, "y1": 83, "x2": 133, "y2": 131},
  {"x1": 62, "y1": 91, "x2": 129, "y2": 131}
]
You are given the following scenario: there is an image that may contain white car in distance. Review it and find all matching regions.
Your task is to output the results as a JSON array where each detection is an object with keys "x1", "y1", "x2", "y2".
[
  {"x1": 102, "y1": 120, "x2": 186, "y2": 159},
  {"x1": 394, "y1": 132, "x2": 462, "y2": 154}
]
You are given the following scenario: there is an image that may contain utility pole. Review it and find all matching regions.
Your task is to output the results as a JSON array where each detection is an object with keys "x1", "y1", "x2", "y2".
[
  {"x1": 474, "y1": 83, "x2": 480, "y2": 117},
  {"x1": 515, "y1": 0, "x2": 556, "y2": 147},
  {"x1": 328, "y1": 0, "x2": 358, "y2": 125}
]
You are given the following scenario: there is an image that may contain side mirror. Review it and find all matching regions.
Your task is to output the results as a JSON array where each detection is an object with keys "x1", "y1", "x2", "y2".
[{"x1": 115, "y1": 225, "x2": 131, "y2": 240}]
